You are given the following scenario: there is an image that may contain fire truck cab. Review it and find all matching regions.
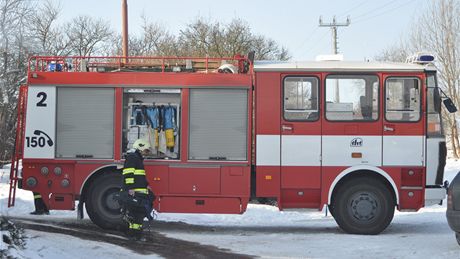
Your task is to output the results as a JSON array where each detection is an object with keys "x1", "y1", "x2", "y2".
[{"x1": 9, "y1": 54, "x2": 454, "y2": 235}]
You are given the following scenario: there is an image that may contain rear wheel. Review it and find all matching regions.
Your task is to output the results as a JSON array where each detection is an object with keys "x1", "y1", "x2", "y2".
[
  {"x1": 332, "y1": 177, "x2": 395, "y2": 235},
  {"x1": 86, "y1": 172, "x2": 126, "y2": 230}
]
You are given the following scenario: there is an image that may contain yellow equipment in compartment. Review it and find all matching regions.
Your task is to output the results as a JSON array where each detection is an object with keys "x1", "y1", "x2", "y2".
[
  {"x1": 154, "y1": 128, "x2": 159, "y2": 148},
  {"x1": 165, "y1": 128, "x2": 174, "y2": 149}
]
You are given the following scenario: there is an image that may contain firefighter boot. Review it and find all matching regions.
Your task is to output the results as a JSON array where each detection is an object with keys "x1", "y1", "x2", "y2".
[
  {"x1": 127, "y1": 229, "x2": 146, "y2": 242},
  {"x1": 30, "y1": 193, "x2": 50, "y2": 215}
]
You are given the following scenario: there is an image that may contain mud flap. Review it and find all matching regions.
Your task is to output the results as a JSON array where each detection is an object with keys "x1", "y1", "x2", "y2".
[{"x1": 77, "y1": 201, "x2": 84, "y2": 219}]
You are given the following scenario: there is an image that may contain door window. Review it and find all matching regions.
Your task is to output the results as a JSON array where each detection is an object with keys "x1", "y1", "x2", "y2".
[
  {"x1": 283, "y1": 77, "x2": 319, "y2": 121},
  {"x1": 325, "y1": 75, "x2": 379, "y2": 121},
  {"x1": 385, "y1": 77, "x2": 420, "y2": 122}
]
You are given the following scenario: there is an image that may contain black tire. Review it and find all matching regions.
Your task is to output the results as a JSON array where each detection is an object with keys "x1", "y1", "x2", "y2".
[
  {"x1": 332, "y1": 177, "x2": 395, "y2": 235},
  {"x1": 257, "y1": 198, "x2": 277, "y2": 206},
  {"x1": 85, "y1": 172, "x2": 126, "y2": 230},
  {"x1": 456, "y1": 232, "x2": 460, "y2": 246},
  {"x1": 327, "y1": 205, "x2": 335, "y2": 217}
]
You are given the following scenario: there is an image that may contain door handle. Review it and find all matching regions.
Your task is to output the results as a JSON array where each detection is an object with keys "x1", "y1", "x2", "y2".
[
  {"x1": 383, "y1": 125, "x2": 394, "y2": 132},
  {"x1": 282, "y1": 125, "x2": 293, "y2": 131}
]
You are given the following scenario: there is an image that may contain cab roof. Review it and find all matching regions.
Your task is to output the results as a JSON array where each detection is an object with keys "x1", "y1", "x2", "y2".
[{"x1": 253, "y1": 60, "x2": 436, "y2": 73}]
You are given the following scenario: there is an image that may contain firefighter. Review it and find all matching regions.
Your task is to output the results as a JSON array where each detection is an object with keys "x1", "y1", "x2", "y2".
[
  {"x1": 30, "y1": 192, "x2": 49, "y2": 215},
  {"x1": 122, "y1": 138, "x2": 151, "y2": 241}
]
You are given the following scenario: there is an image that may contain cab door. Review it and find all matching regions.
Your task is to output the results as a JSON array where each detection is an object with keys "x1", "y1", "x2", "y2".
[
  {"x1": 321, "y1": 74, "x2": 382, "y2": 168},
  {"x1": 382, "y1": 75, "x2": 424, "y2": 166},
  {"x1": 280, "y1": 75, "x2": 321, "y2": 208}
]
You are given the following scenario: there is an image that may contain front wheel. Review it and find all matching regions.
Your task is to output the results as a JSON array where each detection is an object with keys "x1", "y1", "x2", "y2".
[
  {"x1": 332, "y1": 177, "x2": 395, "y2": 235},
  {"x1": 85, "y1": 172, "x2": 126, "y2": 230}
]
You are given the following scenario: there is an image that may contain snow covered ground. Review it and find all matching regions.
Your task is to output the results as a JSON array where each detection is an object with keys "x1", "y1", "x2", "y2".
[{"x1": 1, "y1": 160, "x2": 460, "y2": 258}]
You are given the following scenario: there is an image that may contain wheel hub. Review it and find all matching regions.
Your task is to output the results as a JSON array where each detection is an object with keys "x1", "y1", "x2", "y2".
[
  {"x1": 102, "y1": 188, "x2": 121, "y2": 212},
  {"x1": 350, "y1": 193, "x2": 378, "y2": 221}
]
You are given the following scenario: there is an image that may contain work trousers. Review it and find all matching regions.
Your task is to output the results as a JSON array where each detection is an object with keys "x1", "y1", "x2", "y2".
[
  {"x1": 127, "y1": 193, "x2": 148, "y2": 236},
  {"x1": 33, "y1": 192, "x2": 49, "y2": 212}
]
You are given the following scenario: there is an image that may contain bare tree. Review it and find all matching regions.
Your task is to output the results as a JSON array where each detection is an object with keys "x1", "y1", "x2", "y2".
[
  {"x1": 178, "y1": 18, "x2": 290, "y2": 60},
  {"x1": 110, "y1": 17, "x2": 289, "y2": 60},
  {"x1": 415, "y1": 0, "x2": 460, "y2": 157},
  {"x1": 374, "y1": 41, "x2": 410, "y2": 62},
  {"x1": 28, "y1": 0, "x2": 71, "y2": 56},
  {"x1": 126, "y1": 15, "x2": 178, "y2": 56},
  {"x1": 0, "y1": 0, "x2": 34, "y2": 162},
  {"x1": 110, "y1": 19, "x2": 178, "y2": 57},
  {"x1": 66, "y1": 15, "x2": 113, "y2": 56}
]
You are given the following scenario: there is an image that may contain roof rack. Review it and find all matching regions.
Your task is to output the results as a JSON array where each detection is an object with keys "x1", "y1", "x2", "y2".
[{"x1": 28, "y1": 55, "x2": 252, "y2": 74}]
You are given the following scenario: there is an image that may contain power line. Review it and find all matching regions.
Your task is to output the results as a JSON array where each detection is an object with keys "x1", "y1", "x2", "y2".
[
  {"x1": 337, "y1": 0, "x2": 369, "y2": 19},
  {"x1": 309, "y1": 30, "x2": 330, "y2": 53},
  {"x1": 301, "y1": 29, "x2": 330, "y2": 59},
  {"x1": 353, "y1": 0, "x2": 416, "y2": 24},
  {"x1": 352, "y1": 0, "x2": 400, "y2": 21},
  {"x1": 294, "y1": 26, "x2": 319, "y2": 53}
]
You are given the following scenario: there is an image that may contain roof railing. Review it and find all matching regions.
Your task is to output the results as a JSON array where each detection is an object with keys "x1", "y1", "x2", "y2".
[{"x1": 28, "y1": 55, "x2": 252, "y2": 74}]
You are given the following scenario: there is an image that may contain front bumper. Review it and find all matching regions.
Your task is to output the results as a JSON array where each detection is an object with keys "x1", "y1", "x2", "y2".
[{"x1": 425, "y1": 187, "x2": 446, "y2": 206}]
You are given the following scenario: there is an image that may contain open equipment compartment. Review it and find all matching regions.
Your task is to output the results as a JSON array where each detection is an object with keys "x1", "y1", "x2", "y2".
[{"x1": 122, "y1": 88, "x2": 181, "y2": 159}]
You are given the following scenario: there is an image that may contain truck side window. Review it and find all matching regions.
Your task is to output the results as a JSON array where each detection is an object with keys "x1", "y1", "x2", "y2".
[
  {"x1": 385, "y1": 77, "x2": 420, "y2": 122},
  {"x1": 283, "y1": 77, "x2": 319, "y2": 121},
  {"x1": 325, "y1": 75, "x2": 379, "y2": 121}
]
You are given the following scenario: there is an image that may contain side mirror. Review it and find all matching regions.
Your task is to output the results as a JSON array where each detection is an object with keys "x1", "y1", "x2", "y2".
[
  {"x1": 434, "y1": 88, "x2": 441, "y2": 113},
  {"x1": 443, "y1": 98, "x2": 457, "y2": 113}
]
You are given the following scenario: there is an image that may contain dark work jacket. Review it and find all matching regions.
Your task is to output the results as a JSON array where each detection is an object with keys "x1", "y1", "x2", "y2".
[{"x1": 122, "y1": 149, "x2": 148, "y2": 193}]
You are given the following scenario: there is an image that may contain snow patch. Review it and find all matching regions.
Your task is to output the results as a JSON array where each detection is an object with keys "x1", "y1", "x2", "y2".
[{"x1": 1, "y1": 159, "x2": 460, "y2": 258}]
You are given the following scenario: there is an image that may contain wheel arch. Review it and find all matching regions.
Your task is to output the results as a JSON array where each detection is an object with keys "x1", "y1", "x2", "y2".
[
  {"x1": 79, "y1": 164, "x2": 120, "y2": 202},
  {"x1": 327, "y1": 165, "x2": 399, "y2": 205}
]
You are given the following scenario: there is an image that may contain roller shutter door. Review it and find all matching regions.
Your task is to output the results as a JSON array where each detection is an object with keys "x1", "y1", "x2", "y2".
[
  {"x1": 56, "y1": 88, "x2": 114, "y2": 158},
  {"x1": 189, "y1": 89, "x2": 248, "y2": 161}
]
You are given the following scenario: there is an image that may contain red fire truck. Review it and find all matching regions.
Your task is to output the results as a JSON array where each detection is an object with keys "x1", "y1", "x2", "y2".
[{"x1": 8, "y1": 53, "x2": 456, "y2": 234}]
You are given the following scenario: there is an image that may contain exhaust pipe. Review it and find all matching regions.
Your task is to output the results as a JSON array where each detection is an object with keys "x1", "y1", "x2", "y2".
[{"x1": 122, "y1": 0, "x2": 128, "y2": 63}]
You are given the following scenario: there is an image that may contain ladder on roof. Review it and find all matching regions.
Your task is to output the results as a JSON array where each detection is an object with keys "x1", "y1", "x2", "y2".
[{"x1": 8, "y1": 85, "x2": 27, "y2": 207}]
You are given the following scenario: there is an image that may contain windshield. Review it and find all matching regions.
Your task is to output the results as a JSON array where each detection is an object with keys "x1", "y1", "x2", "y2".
[{"x1": 427, "y1": 73, "x2": 443, "y2": 136}]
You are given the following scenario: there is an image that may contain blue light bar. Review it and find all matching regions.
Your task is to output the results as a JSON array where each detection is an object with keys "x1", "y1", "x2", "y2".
[
  {"x1": 419, "y1": 54, "x2": 435, "y2": 62},
  {"x1": 406, "y1": 53, "x2": 435, "y2": 64}
]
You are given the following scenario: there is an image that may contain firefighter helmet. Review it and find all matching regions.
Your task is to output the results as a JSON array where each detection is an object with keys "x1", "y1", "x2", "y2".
[{"x1": 133, "y1": 139, "x2": 151, "y2": 151}]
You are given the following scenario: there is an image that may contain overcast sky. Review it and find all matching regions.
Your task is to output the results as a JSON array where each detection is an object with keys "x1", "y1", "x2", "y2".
[{"x1": 58, "y1": 0, "x2": 430, "y2": 61}]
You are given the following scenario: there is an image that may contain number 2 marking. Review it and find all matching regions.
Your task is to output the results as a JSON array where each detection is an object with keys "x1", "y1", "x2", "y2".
[{"x1": 37, "y1": 92, "x2": 47, "y2": 107}]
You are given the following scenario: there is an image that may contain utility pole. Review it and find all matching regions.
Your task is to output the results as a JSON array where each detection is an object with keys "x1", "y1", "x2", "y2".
[
  {"x1": 319, "y1": 16, "x2": 351, "y2": 54},
  {"x1": 319, "y1": 16, "x2": 351, "y2": 102}
]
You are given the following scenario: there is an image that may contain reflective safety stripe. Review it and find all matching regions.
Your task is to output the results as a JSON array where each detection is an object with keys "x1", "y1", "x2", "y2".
[
  {"x1": 134, "y1": 170, "x2": 145, "y2": 175},
  {"x1": 122, "y1": 168, "x2": 135, "y2": 175},
  {"x1": 125, "y1": 178, "x2": 134, "y2": 184},
  {"x1": 129, "y1": 223, "x2": 142, "y2": 230},
  {"x1": 133, "y1": 188, "x2": 148, "y2": 194},
  {"x1": 34, "y1": 194, "x2": 42, "y2": 199}
]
